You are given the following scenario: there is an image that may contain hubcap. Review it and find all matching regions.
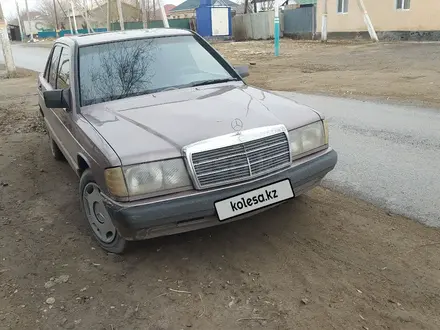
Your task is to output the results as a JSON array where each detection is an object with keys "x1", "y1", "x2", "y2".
[{"x1": 83, "y1": 182, "x2": 116, "y2": 243}]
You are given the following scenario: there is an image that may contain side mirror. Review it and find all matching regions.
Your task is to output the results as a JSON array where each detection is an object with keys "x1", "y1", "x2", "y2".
[
  {"x1": 43, "y1": 88, "x2": 71, "y2": 110},
  {"x1": 235, "y1": 65, "x2": 249, "y2": 78}
]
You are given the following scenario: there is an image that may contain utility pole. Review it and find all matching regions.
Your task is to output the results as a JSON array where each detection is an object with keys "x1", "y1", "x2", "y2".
[
  {"x1": 15, "y1": 0, "x2": 24, "y2": 42},
  {"x1": 140, "y1": 0, "x2": 147, "y2": 29},
  {"x1": 158, "y1": 0, "x2": 169, "y2": 27},
  {"x1": 53, "y1": 0, "x2": 59, "y2": 34},
  {"x1": 356, "y1": 0, "x2": 378, "y2": 41},
  {"x1": 55, "y1": 0, "x2": 72, "y2": 34},
  {"x1": 116, "y1": 0, "x2": 124, "y2": 30},
  {"x1": 70, "y1": 0, "x2": 78, "y2": 34},
  {"x1": 253, "y1": 0, "x2": 257, "y2": 13},
  {"x1": 106, "y1": 0, "x2": 111, "y2": 31},
  {"x1": 321, "y1": 0, "x2": 327, "y2": 42},
  {"x1": 273, "y1": 0, "x2": 279, "y2": 56},
  {"x1": 24, "y1": 0, "x2": 34, "y2": 42},
  {"x1": 82, "y1": 0, "x2": 91, "y2": 33},
  {"x1": 0, "y1": 0, "x2": 16, "y2": 76},
  {"x1": 68, "y1": 14, "x2": 73, "y2": 34}
]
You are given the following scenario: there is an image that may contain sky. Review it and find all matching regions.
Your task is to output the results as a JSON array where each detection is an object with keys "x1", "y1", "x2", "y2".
[{"x1": 2, "y1": 0, "x2": 39, "y2": 19}]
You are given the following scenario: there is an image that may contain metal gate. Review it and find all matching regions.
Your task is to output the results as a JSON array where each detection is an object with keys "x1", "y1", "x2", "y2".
[{"x1": 283, "y1": 6, "x2": 316, "y2": 38}]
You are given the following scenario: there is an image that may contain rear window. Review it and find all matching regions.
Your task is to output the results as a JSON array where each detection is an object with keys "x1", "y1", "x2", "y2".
[{"x1": 78, "y1": 35, "x2": 233, "y2": 106}]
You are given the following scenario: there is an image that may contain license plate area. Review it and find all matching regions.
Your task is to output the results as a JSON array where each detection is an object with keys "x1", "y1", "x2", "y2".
[{"x1": 214, "y1": 179, "x2": 294, "y2": 221}]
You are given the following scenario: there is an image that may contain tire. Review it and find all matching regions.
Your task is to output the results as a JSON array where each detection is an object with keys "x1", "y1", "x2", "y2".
[
  {"x1": 79, "y1": 169, "x2": 127, "y2": 254},
  {"x1": 44, "y1": 119, "x2": 65, "y2": 161},
  {"x1": 49, "y1": 135, "x2": 65, "y2": 161}
]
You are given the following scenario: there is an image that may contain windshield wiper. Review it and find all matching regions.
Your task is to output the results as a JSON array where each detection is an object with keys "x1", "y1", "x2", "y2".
[{"x1": 187, "y1": 78, "x2": 239, "y2": 87}]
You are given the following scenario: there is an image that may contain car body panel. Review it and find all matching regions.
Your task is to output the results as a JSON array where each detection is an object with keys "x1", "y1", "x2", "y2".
[
  {"x1": 38, "y1": 40, "x2": 122, "y2": 192},
  {"x1": 37, "y1": 29, "x2": 338, "y2": 239},
  {"x1": 81, "y1": 83, "x2": 321, "y2": 166}
]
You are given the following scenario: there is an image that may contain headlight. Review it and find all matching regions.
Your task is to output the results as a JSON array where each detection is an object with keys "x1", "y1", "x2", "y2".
[
  {"x1": 105, "y1": 159, "x2": 192, "y2": 197},
  {"x1": 288, "y1": 121, "x2": 327, "y2": 159}
]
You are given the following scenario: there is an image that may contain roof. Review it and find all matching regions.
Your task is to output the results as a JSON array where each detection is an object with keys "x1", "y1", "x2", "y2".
[
  {"x1": 171, "y1": 0, "x2": 238, "y2": 12},
  {"x1": 9, "y1": 11, "x2": 43, "y2": 25},
  {"x1": 58, "y1": 28, "x2": 192, "y2": 46},
  {"x1": 164, "y1": 4, "x2": 177, "y2": 14},
  {"x1": 68, "y1": 0, "x2": 138, "y2": 17},
  {"x1": 295, "y1": 0, "x2": 317, "y2": 4},
  {"x1": 153, "y1": 4, "x2": 176, "y2": 17}
]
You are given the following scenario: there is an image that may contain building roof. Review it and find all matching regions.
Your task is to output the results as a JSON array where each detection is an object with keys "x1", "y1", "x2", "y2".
[
  {"x1": 9, "y1": 11, "x2": 43, "y2": 26},
  {"x1": 170, "y1": 0, "x2": 238, "y2": 12},
  {"x1": 58, "y1": 28, "x2": 192, "y2": 46},
  {"x1": 153, "y1": 4, "x2": 176, "y2": 17},
  {"x1": 164, "y1": 4, "x2": 177, "y2": 14},
  {"x1": 295, "y1": 0, "x2": 317, "y2": 4},
  {"x1": 68, "y1": 0, "x2": 138, "y2": 17}
]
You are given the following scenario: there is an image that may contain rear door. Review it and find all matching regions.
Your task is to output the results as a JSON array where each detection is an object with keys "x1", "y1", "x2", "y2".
[
  {"x1": 39, "y1": 45, "x2": 64, "y2": 145},
  {"x1": 38, "y1": 43, "x2": 77, "y2": 168}
]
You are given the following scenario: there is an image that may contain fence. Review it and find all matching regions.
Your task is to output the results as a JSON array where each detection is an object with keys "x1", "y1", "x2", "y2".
[
  {"x1": 283, "y1": 6, "x2": 316, "y2": 39},
  {"x1": 38, "y1": 28, "x2": 107, "y2": 38},
  {"x1": 232, "y1": 12, "x2": 284, "y2": 41},
  {"x1": 37, "y1": 18, "x2": 190, "y2": 39},
  {"x1": 111, "y1": 18, "x2": 190, "y2": 30}
]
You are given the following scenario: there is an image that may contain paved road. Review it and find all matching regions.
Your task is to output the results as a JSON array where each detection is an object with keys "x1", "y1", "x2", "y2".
[
  {"x1": 0, "y1": 43, "x2": 50, "y2": 73},
  {"x1": 278, "y1": 92, "x2": 440, "y2": 227},
  {"x1": 2, "y1": 44, "x2": 440, "y2": 227}
]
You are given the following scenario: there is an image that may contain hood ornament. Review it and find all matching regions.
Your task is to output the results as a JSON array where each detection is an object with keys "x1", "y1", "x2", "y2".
[{"x1": 231, "y1": 118, "x2": 243, "y2": 133}]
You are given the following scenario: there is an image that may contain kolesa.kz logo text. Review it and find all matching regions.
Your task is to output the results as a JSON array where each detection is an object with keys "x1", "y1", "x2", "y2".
[{"x1": 230, "y1": 189, "x2": 279, "y2": 212}]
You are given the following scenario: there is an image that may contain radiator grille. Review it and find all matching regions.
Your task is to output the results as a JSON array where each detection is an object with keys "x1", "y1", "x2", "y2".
[{"x1": 191, "y1": 132, "x2": 290, "y2": 188}]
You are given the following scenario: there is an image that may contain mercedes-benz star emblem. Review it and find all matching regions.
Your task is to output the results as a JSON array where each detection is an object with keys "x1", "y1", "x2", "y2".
[{"x1": 231, "y1": 118, "x2": 243, "y2": 132}]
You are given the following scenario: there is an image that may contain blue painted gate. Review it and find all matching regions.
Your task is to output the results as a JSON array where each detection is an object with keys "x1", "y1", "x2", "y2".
[{"x1": 283, "y1": 6, "x2": 316, "y2": 38}]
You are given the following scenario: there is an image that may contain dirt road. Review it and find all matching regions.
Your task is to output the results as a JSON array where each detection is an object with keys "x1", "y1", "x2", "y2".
[
  {"x1": 1, "y1": 71, "x2": 440, "y2": 329},
  {"x1": 215, "y1": 40, "x2": 440, "y2": 108}
]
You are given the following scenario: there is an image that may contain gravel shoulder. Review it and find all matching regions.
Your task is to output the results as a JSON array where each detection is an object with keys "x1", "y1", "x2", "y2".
[
  {"x1": 1, "y1": 71, "x2": 440, "y2": 329},
  {"x1": 214, "y1": 40, "x2": 440, "y2": 109}
]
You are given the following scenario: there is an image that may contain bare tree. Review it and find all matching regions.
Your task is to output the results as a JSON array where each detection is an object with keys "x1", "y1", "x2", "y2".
[
  {"x1": 38, "y1": 0, "x2": 70, "y2": 28},
  {"x1": 82, "y1": 39, "x2": 157, "y2": 105}
]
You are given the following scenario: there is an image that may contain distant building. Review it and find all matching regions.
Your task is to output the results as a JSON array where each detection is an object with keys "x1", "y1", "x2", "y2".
[
  {"x1": 9, "y1": 11, "x2": 49, "y2": 37},
  {"x1": 65, "y1": 1, "x2": 180, "y2": 29},
  {"x1": 316, "y1": 0, "x2": 440, "y2": 40},
  {"x1": 153, "y1": 4, "x2": 176, "y2": 19},
  {"x1": 169, "y1": 0, "x2": 238, "y2": 19},
  {"x1": 64, "y1": 1, "x2": 142, "y2": 29}
]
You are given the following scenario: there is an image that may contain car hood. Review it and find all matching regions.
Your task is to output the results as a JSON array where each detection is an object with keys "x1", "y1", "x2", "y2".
[{"x1": 81, "y1": 83, "x2": 322, "y2": 166}]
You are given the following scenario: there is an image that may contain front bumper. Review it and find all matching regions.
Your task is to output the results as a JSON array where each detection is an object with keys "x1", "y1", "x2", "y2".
[{"x1": 103, "y1": 148, "x2": 337, "y2": 241}]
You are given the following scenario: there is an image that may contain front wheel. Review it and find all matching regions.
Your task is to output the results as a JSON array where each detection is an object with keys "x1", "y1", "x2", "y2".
[{"x1": 79, "y1": 169, "x2": 127, "y2": 254}]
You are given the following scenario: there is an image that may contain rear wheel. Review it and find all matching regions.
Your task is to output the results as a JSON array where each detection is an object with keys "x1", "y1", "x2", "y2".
[
  {"x1": 79, "y1": 169, "x2": 127, "y2": 254},
  {"x1": 48, "y1": 133, "x2": 65, "y2": 161}
]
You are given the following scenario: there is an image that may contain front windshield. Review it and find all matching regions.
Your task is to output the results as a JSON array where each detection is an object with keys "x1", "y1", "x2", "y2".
[{"x1": 78, "y1": 35, "x2": 236, "y2": 106}]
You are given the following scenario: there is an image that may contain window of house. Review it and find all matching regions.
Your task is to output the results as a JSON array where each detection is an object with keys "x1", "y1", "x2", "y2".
[
  {"x1": 337, "y1": 0, "x2": 348, "y2": 13},
  {"x1": 396, "y1": 0, "x2": 410, "y2": 10},
  {"x1": 57, "y1": 47, "x2": 70, "y2": 89}
]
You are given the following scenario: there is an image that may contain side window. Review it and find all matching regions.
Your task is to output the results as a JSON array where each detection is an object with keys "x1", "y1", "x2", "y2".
[
  {"x1": 57, "y1": 47, "x2": 70, "y2": 89},
  {"x1": 44, "y1": 49, "x2": 53, "y2": 81},
  {"x1": 49, "y1": 46, "x2": 62, "y2": 87}
]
